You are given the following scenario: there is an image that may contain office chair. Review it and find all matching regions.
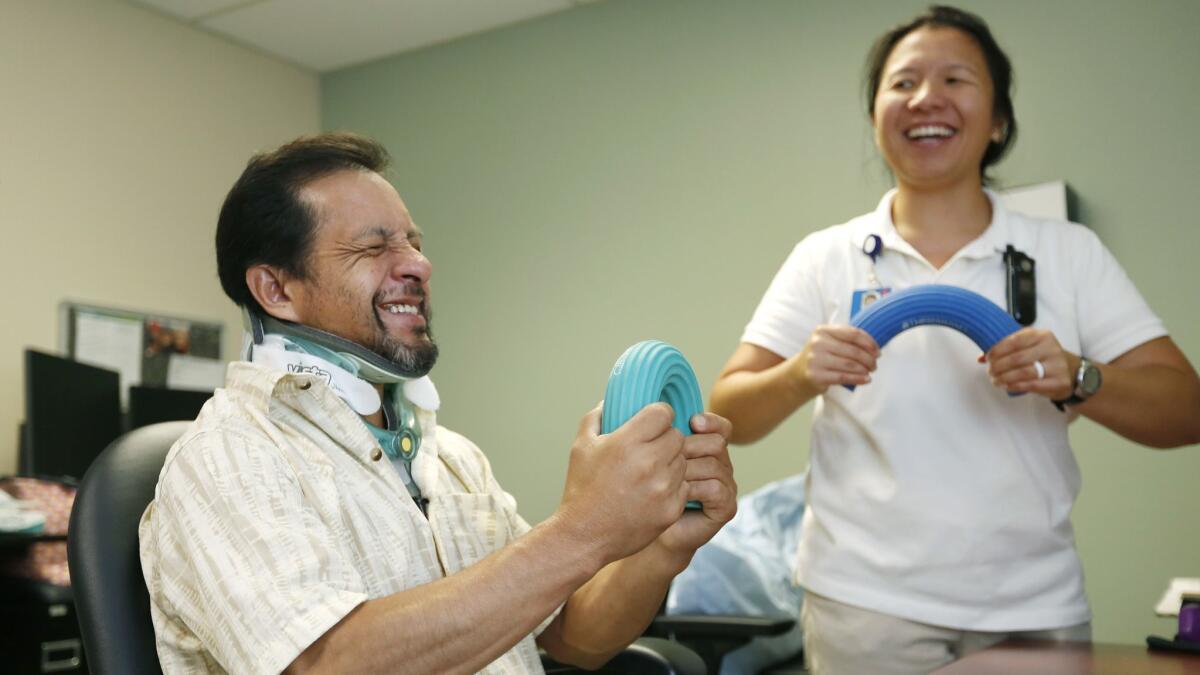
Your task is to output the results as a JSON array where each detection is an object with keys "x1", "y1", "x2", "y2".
[
  {"x1": 645, "y1": 472, "x2": 811, "y2": 674},
  {"x1": 647, "y1": 614, "x2": 799, "y2": 674},
  {"x1": 68, "y1": 421, "x2": 705, "y2": 675},
  {"x1": 68, "y1": 421, "x2": 185, "y2": 675},
  {"x1": 543, "y1": 637, "x2": 705, "y2": 675}
]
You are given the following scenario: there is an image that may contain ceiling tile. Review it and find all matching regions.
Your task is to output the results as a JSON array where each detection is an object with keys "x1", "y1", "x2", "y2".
[
  {"x1": 130, "y1": 0, "x2": 259, "y2": 22},
  {"x1": 202, "y1": 0, "x2": 573, "y2": 71}
]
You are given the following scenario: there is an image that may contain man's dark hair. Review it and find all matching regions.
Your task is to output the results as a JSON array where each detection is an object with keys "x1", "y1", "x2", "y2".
[
  {"x1": 863, "y1": 4, "x2": 1017, "y2": 183},
  {"x1": 215, "y1": 132, "x2": 390, "y2": 310}
]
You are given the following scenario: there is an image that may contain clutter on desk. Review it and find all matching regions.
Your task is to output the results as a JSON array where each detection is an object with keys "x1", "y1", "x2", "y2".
[
  {"x1": 0, "y1": 488, "x2": 45, "y2": 534},
  {"x1": 1146, "y1": 577, "x2": 1200, "y2": 654},
  {"x1": 0, "y1": 477, "x2": 76, "y2": 587},
  {"x1": 1155, "y1": 577, "x2": 1200, "y2": 617}
]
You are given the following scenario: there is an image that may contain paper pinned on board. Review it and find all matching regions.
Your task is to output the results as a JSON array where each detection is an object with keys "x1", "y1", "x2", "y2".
[
  {"x1": 166, "y1": 353, "x2": 227, "y2": 392},
  {"x1": 74, "y1": 311, "x2": 144, "y2": 406}
]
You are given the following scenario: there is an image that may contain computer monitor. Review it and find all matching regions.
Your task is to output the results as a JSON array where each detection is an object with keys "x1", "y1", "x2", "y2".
[
  {"x1": 22, "y1": 349, "x2": 123, "y2": 481},
  {"x1": 127, "y1": 385, "x2": 212, "y2": 430}
]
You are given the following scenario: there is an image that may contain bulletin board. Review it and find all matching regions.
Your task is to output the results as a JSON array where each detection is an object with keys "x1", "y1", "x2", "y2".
[{"x1": 58, "y1": 302, "x2": 225, "y2": 403}]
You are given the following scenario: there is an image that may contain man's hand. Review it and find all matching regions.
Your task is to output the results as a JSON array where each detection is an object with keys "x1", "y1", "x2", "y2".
[
  {"x1": 558, "y1": 403, "x2": 688, "y2": 565},
  {"x1": 652, "y1": 412, "x2": 737, "y2": 568},
  {"x1": 538, "y1": 410, "x2": 737, "y2": 666},
  {"x1": 982, "y1": 327, "x2": 1076, "y2": 400}
]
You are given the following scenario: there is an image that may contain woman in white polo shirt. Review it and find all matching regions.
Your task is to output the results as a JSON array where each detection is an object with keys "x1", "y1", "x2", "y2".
[{"x1": 710, "y1": 5, "x2": 1200, "y2": 675}]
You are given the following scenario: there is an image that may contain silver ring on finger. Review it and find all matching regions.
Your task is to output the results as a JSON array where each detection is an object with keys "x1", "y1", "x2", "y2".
[{"x1": 1033, "y1": 359, "x2": 1045, "y2": 380}]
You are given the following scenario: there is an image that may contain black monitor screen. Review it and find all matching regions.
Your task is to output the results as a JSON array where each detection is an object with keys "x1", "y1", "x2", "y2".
[
  {"x1": 128, "y1": 386, "x2": 212, "y2": 430},
  {"x1": 23, "y1": 349, "x2": 123, "y2": 481}
]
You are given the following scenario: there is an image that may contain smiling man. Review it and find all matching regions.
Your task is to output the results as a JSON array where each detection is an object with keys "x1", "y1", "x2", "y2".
[{"x1": 137, "y1": 133, "x2": 737, "y2": 675}]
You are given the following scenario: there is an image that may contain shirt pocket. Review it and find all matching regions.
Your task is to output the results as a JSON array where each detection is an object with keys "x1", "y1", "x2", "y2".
[{"x1": 427, "y1": 492, "x2": 515, "y2": 575}]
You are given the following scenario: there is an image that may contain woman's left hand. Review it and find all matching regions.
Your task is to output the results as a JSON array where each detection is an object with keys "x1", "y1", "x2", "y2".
[{"x1": 981, "y1": 327, "x2": 1078, "y2": 400}]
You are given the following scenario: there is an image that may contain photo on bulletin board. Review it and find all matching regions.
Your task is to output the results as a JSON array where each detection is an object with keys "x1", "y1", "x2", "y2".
[{"x1": 59, "y1": 302, "x2": 225, "y2": 406}]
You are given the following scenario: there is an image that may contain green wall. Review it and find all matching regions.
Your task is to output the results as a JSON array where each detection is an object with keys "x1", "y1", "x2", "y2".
[{"x1": 323, "y1": 0, "x2": 1200, "y2": 645}]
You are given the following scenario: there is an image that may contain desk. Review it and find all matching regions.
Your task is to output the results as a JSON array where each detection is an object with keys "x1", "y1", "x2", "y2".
[
  {"x1": 0, "y1": 532, "x2": 70, "y2": 588},
  {"x1": 932, "y1": 640, "x2": 1200, "y2": 674},
  {"x1": 0, "y1": 532, "x2": 66, "y2": 550}
]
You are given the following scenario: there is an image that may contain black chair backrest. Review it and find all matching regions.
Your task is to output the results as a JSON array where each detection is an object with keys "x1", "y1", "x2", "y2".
[{"x1": 68, "y1": 421, "x2": 190, "y2": 675}]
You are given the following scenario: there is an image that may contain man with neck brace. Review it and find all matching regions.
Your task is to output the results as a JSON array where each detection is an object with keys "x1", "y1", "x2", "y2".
[{"x1": 137, "y1": 133, "x2": 738, "y2": 675}]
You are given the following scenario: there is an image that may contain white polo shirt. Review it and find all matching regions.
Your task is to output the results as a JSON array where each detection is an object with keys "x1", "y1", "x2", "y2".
[{"x1": 742, "y1": 189, "x2": 1166, "y2": 631}]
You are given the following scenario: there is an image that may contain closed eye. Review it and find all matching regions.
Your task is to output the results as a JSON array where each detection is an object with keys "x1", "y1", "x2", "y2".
[{"x1": 943, "y1": 65, "x2": 979, "y2": 86}]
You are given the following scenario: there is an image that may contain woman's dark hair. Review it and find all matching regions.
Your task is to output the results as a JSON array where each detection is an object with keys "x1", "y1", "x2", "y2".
[
  {"x1": 215, "y1": 132, "x2": 389, "y2": 310},
  {"x1": 864, "y1": 5, "x2": 1017, "y2": 182}
]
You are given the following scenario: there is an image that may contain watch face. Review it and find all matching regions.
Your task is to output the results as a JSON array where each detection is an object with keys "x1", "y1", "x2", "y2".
[{"x1": 1080, "y1": 363, "x2": 1103, "y2": 395}]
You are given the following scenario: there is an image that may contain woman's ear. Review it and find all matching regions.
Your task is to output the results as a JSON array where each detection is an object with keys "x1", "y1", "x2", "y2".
[
  {"x1": 990, "y1": 119, "x2": 1008, "y2": 144},
  {"x1": 245, "y1": 265, "x2": 302, "y2": 322}
]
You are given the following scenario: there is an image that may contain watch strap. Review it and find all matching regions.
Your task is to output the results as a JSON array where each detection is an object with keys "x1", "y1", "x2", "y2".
[
  {"x1": 1053, "y1": 394, "x2": 1084, "y2": 412},
  {"x1": 1053, "y1": 357, "x2": 1096, "y2": 412}
]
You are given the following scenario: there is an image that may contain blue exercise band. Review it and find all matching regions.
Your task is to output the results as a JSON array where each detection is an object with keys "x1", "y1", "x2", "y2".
[
  {"x1": 602, "y1": 340, "x2": 704, "y2": 510},
  {"x1": 845, "y1": 285, "x2": 1022, "y2": 391}
]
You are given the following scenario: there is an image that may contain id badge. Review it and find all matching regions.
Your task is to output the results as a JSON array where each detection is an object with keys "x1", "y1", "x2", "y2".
[{"x1": 850, "y1": 287, "x2": 891, "y2": 318}]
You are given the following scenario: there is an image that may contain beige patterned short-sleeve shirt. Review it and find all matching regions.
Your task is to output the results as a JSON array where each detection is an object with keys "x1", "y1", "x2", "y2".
[{"x1": 138, "y1": 361, "x2": 547, "y2": 675}]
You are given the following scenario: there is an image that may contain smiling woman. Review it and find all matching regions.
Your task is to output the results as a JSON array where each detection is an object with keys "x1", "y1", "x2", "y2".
[
  {"x1": 865, "y1": 4, "x2": 1016, "y2": 188},
  {"x1": 870, "y1": 26, "x2": 1002, "y2": 195},
  {"x1": 708, "y1": 5, "x2": 1200, "y2": 675}
]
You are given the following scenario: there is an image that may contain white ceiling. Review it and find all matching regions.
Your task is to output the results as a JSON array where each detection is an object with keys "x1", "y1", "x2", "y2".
[{"x1": 128, "y1": 0, "x2": 601, "y2": 72}]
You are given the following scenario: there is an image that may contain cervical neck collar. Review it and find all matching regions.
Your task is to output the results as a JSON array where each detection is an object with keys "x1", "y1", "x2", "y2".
[
  {"x1": 242, "y1": 310, "x2": 439, "y2": 444},
  {"x1": 245, "y1": 310, "x2": 433, "y2": 382}
]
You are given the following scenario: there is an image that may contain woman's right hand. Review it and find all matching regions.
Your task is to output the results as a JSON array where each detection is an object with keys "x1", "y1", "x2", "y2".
[
  {"x1": 793, "y1": 324, "x2": 881, "y2": 391},
  {"x1": 711, "y1": 329, "x2": 880, "y2": 444}
]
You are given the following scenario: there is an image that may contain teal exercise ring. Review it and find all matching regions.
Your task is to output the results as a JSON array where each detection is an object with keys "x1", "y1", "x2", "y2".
[{"x1": 602, "y1": 340, "x2": 704, "y2": 510}]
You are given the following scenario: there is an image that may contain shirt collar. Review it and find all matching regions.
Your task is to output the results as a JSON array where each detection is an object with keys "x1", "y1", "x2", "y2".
[
  {"x1": 861, "y1": 188, "x2": 1011, "y2": 262},
  {"x1": 223, "y1": 360, "x2": 441, "y2": 472},
  {"x1": 962, "y1": 188, "x2": 1011, "y2": 259}
]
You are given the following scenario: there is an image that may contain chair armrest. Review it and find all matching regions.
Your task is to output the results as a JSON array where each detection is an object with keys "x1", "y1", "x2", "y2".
[
  {"x1": 541, "y1": 636, "x2": 706, "y2": 675},
  {"x1": 650, "y1": 613, "x2": 796, "y2": 639},
  {"x1": 604, "y1": 637, "x2": 707, "y2": 675}
]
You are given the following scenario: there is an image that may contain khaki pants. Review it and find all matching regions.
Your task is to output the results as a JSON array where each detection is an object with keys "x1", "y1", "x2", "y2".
[{"x1": 801, "y1": 591, "x2": 1091, "y2": 675}]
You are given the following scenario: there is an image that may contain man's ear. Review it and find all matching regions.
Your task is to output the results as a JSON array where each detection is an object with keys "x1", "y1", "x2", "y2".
[{"x1": 245, "y1": 265, "x2": 302, "y2": 322}]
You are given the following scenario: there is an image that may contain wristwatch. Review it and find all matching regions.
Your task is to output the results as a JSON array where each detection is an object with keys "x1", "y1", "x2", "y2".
[{"x1": 1054, "y1": 358, "x2": 1102, "y2": 411}]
